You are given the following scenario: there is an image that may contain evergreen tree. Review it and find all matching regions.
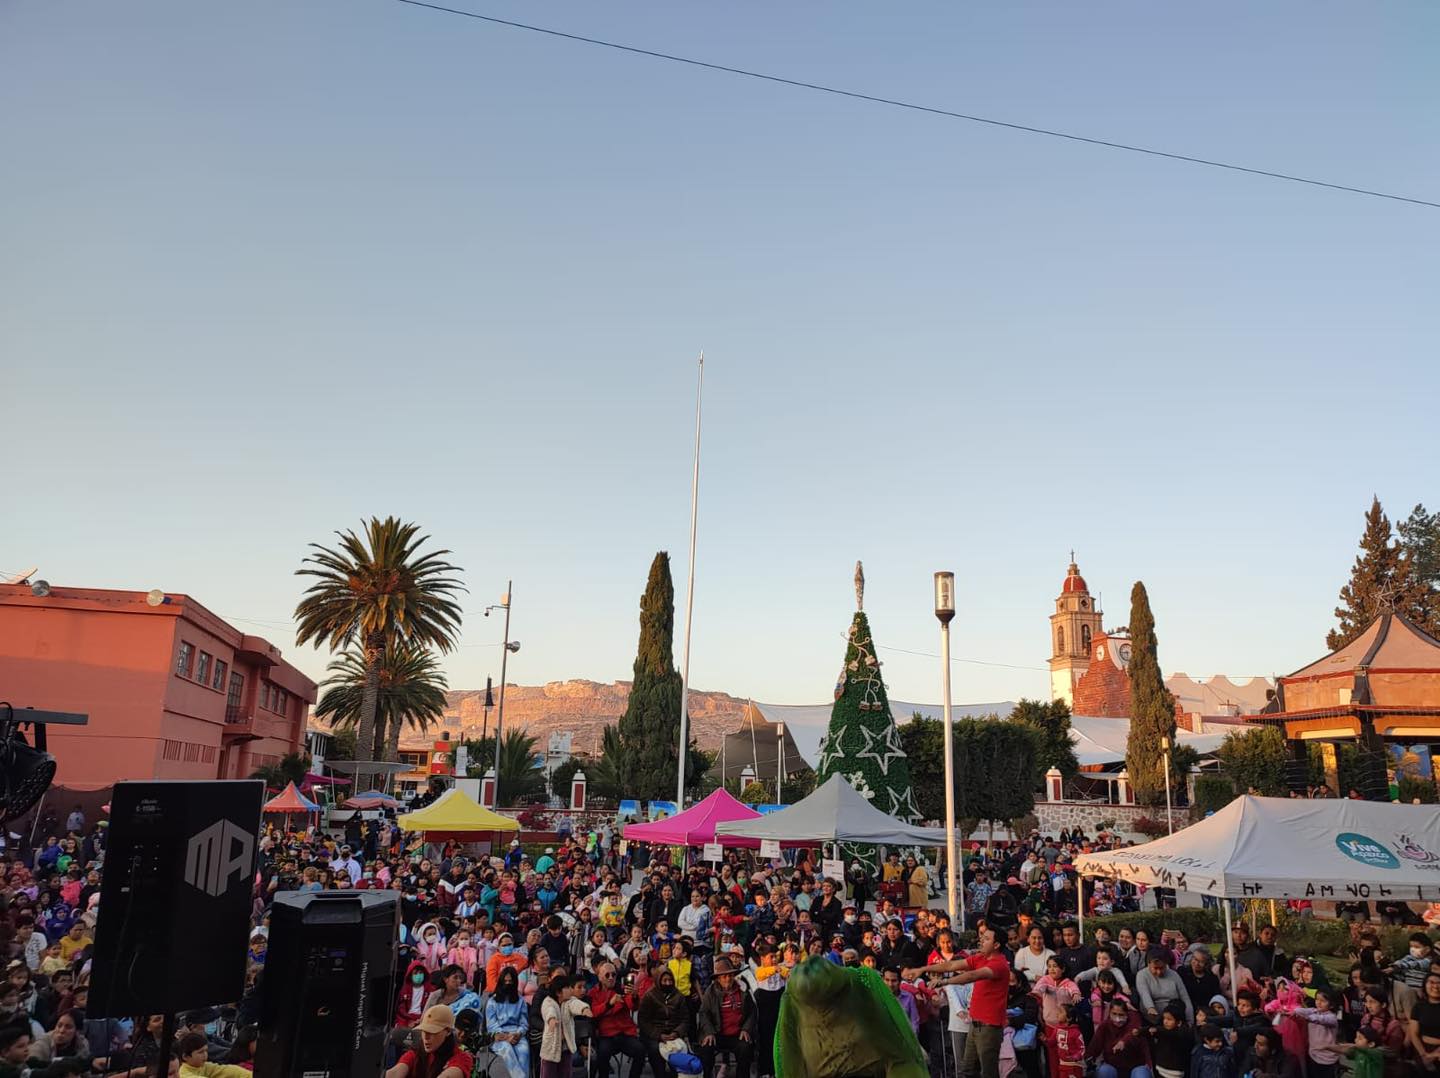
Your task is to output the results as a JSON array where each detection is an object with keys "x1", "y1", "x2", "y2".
[
  {"x1": 898, "y1": 714, "x2": 946, "y2": 820},
  {"x1": 1397, "y1": 503, "x2": 1440, "y2": 636},
  {"x1": 951, "y1": 718, "x2": 1043, "y2": 826},
  {"x1": 1009, "y1": 698, "x2": 1079, "y2": 779},
  {"x1": 1124, "y1": 581, "x2": 1176, "y2": 806},
  {"x1": 815, "y1": 565, "x2": 918, "y2": 820},
  {"x1": 1329, "y1": 497, "x2": 1406, "y2": 650},
  {"x1": 614, "y1": 553, "x2": 685, "y2": 801}
]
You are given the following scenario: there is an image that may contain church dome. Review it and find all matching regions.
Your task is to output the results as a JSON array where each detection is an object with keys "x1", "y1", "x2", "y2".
[{"x1": 1061, "y1": 562, "x2": 1088, "y2": 594}]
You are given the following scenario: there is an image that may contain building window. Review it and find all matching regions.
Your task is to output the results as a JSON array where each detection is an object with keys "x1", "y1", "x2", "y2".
[
  {"x1": 176, "y1": 641, "x2": 194, "y2": 678},
  {"x1": 196, "y1": 652, "x2": 212, "y2": 685},
  {"x1": 1056, "y1": 627, "x2": 1065, "y2": 655},
  {"x1": 212, "y1": 660, "x2": 228, "y2": 691},
  {"x1": 274, "y1": 689, "x2": 288, "y2": 717},
  {"x1": 226, "y1": 672, "x2": 245, "y2": 723},
  {"x1": 1081, "y1": 625, "x2": 1092, "y2": 654}
]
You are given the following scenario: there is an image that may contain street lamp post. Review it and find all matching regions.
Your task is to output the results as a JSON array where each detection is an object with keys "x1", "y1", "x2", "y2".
[
  {"x1": 1161, "y1": 734, "x2": 1174, "y2": 835},
  {"x1": 934, "y1": 572, "x2": 961, "y2": 927},
  {"x1": 776, "y1": 722, "x2": 785, "y2": 805},
  {"x1": 485, "y1": 583, "x2": 518, "y2": 805}
]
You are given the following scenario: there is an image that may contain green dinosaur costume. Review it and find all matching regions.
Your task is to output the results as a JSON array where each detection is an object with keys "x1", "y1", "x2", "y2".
[{"x1": 774, "y1": 958, "x2": 928, "y2": 1078}]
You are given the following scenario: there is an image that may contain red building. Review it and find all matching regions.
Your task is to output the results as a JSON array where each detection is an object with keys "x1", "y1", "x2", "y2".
[{"x1": 0, "y1": 583, "x2": 316, "y2": 790}]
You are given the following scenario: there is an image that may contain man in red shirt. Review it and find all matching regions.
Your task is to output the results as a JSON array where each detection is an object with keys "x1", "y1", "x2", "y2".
[
  {"x1": 698, "y1": 957, "x2": 756, "y2": 1078},
  {"x1": 906, "y1": 927, "x2": 1010, "y2": 1078},
  {"x1": 588, "y1": 961, "x2": 644, "y2": 1078}
]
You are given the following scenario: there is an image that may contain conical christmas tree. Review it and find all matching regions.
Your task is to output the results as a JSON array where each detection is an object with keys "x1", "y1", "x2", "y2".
[{"x1": 815, "y1": 562, "x2": 919, "y2": 821}]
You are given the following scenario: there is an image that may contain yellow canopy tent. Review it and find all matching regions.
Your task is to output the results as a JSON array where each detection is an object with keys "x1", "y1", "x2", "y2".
[{"x1": 395, "y1": 787, "x2": 521, "y2": 840}]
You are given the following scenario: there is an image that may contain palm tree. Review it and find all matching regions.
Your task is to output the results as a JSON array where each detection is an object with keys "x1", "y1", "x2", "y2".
[
  {"x1": 294, "y1": 517, "x2": 464, "y2": 764},
  {"x1": 495, "y1": 729, "x2": 545, "y2": 806},
  {"x1": 315, "y1": 642, "x2": 449, "y2": 764}
]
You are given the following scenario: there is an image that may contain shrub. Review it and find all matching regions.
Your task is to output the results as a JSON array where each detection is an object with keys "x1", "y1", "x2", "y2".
[
  {"x1": 1398, "y1": 776, "x2": 1439, "y2": 804},
  {"x1": 1193, "y1": 775, "x2": 1237, "y2": 816},
  {"x1": 516, "y1": 807, "x2": 550, "y2": 830},
  {"x1": 1080, "y1": 908, "x2": 1224, "y2": 944},
  {"x1": 1131, "y1": 814, "x2": 1169, "y2": 838}
]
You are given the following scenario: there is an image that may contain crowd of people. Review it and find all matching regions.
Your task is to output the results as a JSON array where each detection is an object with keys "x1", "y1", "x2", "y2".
[{"x1": 4, "y1": 799, "x2": 1440, "y2": 1078}]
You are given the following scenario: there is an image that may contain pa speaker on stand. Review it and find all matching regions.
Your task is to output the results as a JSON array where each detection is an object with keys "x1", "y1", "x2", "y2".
[{"x1": 255, "y1": 889, "x2": 399, "y2": 1078}]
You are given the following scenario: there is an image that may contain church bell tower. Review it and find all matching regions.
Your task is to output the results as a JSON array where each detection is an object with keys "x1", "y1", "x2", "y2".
[{"x1": 1049, "y1": 556, "x2": 1104, "y2": 705}]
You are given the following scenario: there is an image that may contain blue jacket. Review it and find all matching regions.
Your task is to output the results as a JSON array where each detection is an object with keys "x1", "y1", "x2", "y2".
[{"x1": 1190, "y1": 1042, "x2": 1237, "y2": 1078}]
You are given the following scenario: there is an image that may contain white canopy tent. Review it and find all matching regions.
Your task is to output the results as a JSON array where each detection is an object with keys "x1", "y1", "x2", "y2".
[
  {"x1": 715, "y1": 774, "x2": 948, "y2": 846},
  {"x1": 1073, "y1": 795, "x2": 1440, "y2": 1001}
]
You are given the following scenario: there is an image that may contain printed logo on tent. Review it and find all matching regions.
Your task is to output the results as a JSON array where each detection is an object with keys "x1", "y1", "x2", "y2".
[
  {"x1": 1335, "y1": 832, "x2": 1400, "y2": 870},
  {"x1": 1393, "y1": 834, "x2": 1440, "y2": 866}
]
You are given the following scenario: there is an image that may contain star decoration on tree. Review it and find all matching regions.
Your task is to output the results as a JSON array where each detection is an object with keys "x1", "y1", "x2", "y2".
[
  {"x1": 817, "y1": 727, "x2": 849, "y2": 774},
  {"x1": 889, "y1": 785, "x2": 920, "y2": 820},
  {"x1": 855, "y1": 722, "x2": 907, "y2": 778}
]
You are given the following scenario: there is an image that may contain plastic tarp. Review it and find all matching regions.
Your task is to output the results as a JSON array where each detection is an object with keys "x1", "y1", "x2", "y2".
[
  {"x1": 343, "y1": 790, "x2": 401, "y2": 810},
  {"x1": 1073, "y1": 795, "x2": 1440, "y2": 899},
  {"x1": 622, "y1": 788, "x2": 762, "y2": 847},
  {"x1": 715, "y1": 775, "x2": 949, "y2": 847},
  {"x1": 263, "y1": 782, "x2": 321, "y2": 814},
  {"x1": 395, "y1": 788, "x2": 520, "y2": 835}
]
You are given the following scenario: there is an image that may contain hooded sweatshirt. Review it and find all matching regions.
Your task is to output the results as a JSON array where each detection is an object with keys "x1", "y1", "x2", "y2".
[
  {"x1": 395, "y1": 960, "x2": 430, "y2": 1027},
  {"x1": 1089, "y1": 1010, "x2": 1151, "y2": 1074}
]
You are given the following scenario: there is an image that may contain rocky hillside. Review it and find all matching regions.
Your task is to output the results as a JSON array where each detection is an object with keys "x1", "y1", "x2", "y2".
[{"x1": 431, "y1": 680, "x2": 749, "y2": 753}]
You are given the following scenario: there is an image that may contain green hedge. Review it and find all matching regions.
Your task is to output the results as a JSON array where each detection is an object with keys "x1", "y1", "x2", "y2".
[{"x1": 1082, "y1": 908, "x2": 1224, "y2": 943}]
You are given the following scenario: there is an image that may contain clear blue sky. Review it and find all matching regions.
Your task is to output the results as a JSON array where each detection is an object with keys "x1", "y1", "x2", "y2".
[{"x1": 3, "y1": 1, "x2": 1437, "y2": 709}]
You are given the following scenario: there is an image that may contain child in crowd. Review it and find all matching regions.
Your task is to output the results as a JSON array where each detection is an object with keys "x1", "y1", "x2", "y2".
[
  {"x1": 1293, "y1": 987, "x2": 1343, "y2": 1078},
  {"x1": 1189, "y1": 1025, "x2": 1236, "y2": 1078}
]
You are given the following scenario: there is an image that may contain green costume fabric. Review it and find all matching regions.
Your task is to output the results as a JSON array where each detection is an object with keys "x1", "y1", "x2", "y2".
[{"x1": 774, "y1": 958, "x2": 927, "y2": 1078}]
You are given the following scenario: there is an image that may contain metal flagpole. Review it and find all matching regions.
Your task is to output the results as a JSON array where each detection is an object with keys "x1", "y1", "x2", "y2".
[
  {"x1": 676, "y1": 352, "x2": 704, "y2": 806},
  {"x1": 494, "y1": 581, "x2": 513, "y2": 801}
]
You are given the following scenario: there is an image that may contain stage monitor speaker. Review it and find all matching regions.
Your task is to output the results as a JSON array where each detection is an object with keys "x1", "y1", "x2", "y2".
[
  {"x1": 255, "y1": 890, "x2": 399, "y2": 1078},
  {"x1": 90, "y1": 779, "x2": 263, "y2": 1017}
]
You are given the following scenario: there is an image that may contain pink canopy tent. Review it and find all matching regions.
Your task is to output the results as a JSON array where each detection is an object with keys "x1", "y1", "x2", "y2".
[{"x1": 621, "y1": 788, "x2": 763, "y2": 848}]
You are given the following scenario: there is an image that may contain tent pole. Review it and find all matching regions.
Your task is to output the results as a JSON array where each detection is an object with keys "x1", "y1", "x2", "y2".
[
  {"x1": 1269, "y1": 899, "x2": 1277, "y2": 927},
  {"x1": 1223, "y1": 900, "x2": 1238, "y2": 1007},
  {"x1": 1077, "y1": 874, "x2": 1085, "y2": 944}
]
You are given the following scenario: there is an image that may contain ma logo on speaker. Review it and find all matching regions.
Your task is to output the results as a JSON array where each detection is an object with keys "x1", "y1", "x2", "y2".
[{"x1": 185, "y1": 820, "x2": 254, "y2": 896}]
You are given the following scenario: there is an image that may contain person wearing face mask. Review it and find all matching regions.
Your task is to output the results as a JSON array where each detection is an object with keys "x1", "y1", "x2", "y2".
[
  {"x1": 1088, "y1": 999, "x2": 1153, "y2": 1078},
  {"x1": 639, "y1": 968, "x2": 691, "y2": 1078},
  {"x1": 396, "y1": 959, "x2": 433, "y2": 1032},
  {"x1": 487, "y1": 932, "x2": 529, "y2": 993},
  {"x1": 840, "y1": 905, "x2": 865, "y2": 950}
]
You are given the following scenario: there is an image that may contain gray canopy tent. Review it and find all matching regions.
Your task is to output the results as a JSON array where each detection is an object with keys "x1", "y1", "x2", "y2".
[{"x1": 715, "y1": 774, "x2": 947, "y2": 846}]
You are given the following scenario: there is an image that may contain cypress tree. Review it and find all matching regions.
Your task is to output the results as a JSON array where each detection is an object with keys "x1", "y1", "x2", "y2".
[
  {"x1": 614, "y1": 552, "x2": 684, "y2": 801},
  {"x1": 1397, "y1": 503, "x2": 1440, "y2": 637},
  {"x1": 1329, "y1": 497, "x2": 1406, "y2": 650},
  {"x1": 1124, "y1": 581, "x2": 1176, "y2": 806},
  {"x1": 815, "y1": 564, "x2": 919, "y2": 820}
]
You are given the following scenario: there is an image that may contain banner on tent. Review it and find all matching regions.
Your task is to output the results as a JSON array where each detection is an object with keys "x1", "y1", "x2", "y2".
[
  {"x1": 822, "y1": 858, "x2": 844, "y2": 883},
  {"x1": 760, "y1": 839, "x2": 781, "y2": 859},
  {"x1": 702, "y1": 842, "x2": 723, "y2": 863}
]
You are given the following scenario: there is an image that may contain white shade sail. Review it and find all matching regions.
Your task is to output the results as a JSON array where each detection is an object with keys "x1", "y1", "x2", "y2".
[{"x1": 1073, "y1": 795, "x2": 1440, "y2": 900}]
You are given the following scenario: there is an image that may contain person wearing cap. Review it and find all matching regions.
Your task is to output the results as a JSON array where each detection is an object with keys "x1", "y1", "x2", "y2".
[
  {"x1": 334, "y1": 845, "x2": 363, "y2": 885},
  {"x1": 505, "y1": 839, "x2": 523, "y2": 871},
  {"x1": 385, "y1": 1004, "x2": 473, "y2": 1078},
  {"x1": 535, "y1": 847, "x2": 556, "y2": 875},
  {"x1": 697, "y1": 956, "x2": 756, "y2": 1078}
]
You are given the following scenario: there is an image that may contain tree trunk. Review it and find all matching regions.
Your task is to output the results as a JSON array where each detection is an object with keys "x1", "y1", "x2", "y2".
[
  {"x1": 383, "y1": 711, "x2": 403, "y2": 793},
  {"x1": 355, "y1": 630, "x2": 383, "y2": 767}
]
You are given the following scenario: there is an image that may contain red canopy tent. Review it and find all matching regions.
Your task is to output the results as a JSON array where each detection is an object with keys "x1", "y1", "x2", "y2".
[{"x1": 263, "y1": 782, "x2": 321, "y2": 815}]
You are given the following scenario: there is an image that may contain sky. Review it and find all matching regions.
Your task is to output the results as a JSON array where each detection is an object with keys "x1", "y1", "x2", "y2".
[{"x1": 3, "y1": 1, "x2": 1438, "y2": 713}]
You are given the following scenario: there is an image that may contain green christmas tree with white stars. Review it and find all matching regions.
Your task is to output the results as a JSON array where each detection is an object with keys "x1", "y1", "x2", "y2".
[{"x1": 815, "y1": 562, "x2": 919, "y2": 821}]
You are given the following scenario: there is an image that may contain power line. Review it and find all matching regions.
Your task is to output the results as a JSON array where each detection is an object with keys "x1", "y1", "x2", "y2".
[
  {"x1": 391, "y1": 0, "x2": 1439, "y2": 211},
  {"x1": 875, "y1": 643, "x2": 1050, "y2": 673}
]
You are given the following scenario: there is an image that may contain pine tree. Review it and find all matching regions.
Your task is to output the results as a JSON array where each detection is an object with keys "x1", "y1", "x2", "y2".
[
  {"x1": 1397, "y1": 503, "x2": 1440, "y2": 637},
  {"x1": 1329, "y1": 497, "x2": 1406, "y2": 650},
  {"x1": 1124, "y1": 581, "x2": 1176, "y2": 806},
  {"x1": 614, "y1": 552, "x2": 684, "y2": 801},
  {"x1": 815, "y1": 564, "x2": 918, "y2": 820}
]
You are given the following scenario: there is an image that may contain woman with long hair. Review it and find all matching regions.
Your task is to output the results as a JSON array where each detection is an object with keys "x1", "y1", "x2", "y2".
[
  {"x1": 424, "y1": 964, "x2": 479, "y2": 1018},
  {"x1": 485, "y1": 966, "x2": 529, "y2": 1078},
  {"x1": 385, "y1": 1005, "x2": 473, "y2": 1078},
  {"x1": 27, "y1": 1009, "x2": 90, "y2": 1068}
]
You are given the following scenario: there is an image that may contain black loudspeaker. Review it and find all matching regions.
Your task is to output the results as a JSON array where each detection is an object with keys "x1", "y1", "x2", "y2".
[
  {"x1": 90, "y1": 780, "x2": 263, "y2": 1017},
  {"x1": 1284, "y1": 757, "x2": 1310, "y2": 794},
  {"x1": 255, "y1": 890, "x2": 399, "y2": 1078}
]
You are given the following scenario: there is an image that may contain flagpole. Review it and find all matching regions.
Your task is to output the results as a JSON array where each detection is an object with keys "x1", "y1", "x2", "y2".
[{"x1": 676, "y1": 351, "x2": 704, "y2": 806}]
